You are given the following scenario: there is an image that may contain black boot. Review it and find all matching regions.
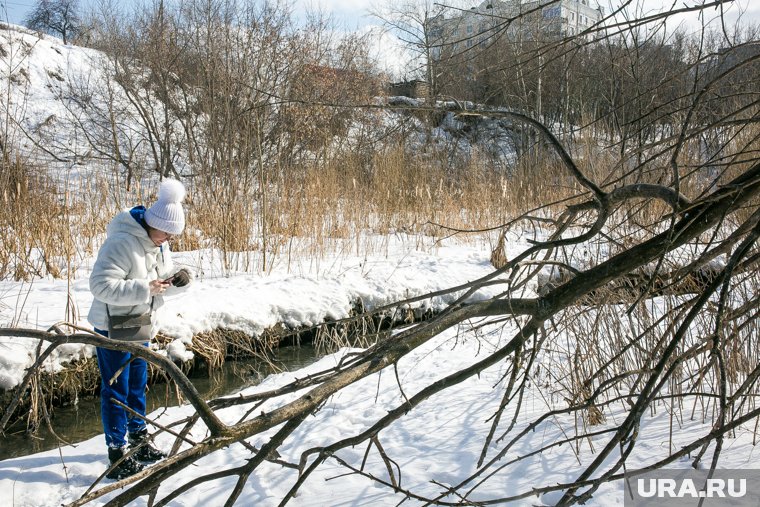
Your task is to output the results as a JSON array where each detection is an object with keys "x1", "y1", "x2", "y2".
[
  {"x1": 129, "y1": 428, "x2": 167, "y2": 463},
  {"x1": 106, "y1": 447, "x2": 144, "y2": 480}
]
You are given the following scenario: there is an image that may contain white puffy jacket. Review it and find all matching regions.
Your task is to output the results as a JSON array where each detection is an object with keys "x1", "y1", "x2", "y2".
[{"x1": 87, "y1": 209, "x2": 179, "y2": 335}]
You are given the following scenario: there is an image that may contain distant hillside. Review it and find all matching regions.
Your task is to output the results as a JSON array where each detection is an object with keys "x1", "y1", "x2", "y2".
[{"x1": 0, "y1": 22, "x2": 519, "y2": 187}]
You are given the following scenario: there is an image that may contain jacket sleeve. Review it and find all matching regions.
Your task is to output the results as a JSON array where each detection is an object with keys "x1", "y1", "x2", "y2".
[
  {"x1": 156, "y1": 243, "x2": 175, "y2": 280},
  {"x1": 89, "y1": 235, "x2": 151, "y2": 306}
]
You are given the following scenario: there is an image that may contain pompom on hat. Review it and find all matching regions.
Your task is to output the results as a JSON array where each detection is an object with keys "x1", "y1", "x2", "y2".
[{"x1": 145, "y1": 179, "x2": 186, "y2": 235}]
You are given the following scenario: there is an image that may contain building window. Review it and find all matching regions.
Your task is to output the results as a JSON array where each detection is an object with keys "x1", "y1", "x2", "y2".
[{"x1": 467, "y1": 24, "x2": 473, "y2": 34}]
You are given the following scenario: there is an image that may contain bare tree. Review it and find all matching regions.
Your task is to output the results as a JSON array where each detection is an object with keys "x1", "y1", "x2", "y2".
[
  {"x1": 371, "y1": 0, "x2": 451, "y2": 100},
  {"x1": 25, "y1": 0, "x2": 82, "y2": 45}
]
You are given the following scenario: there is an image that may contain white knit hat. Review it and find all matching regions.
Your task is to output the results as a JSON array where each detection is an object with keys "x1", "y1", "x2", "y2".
[{"x1": 145, "y1": 179, "x2": 186, "y2": 235}]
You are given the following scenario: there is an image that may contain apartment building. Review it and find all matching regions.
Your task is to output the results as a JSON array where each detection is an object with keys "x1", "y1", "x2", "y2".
[{"x1": 428, "y1": 0, "x2": 604, "y2": 58}]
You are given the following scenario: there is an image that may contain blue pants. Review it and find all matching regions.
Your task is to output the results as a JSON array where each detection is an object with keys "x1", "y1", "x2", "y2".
[{"x1": 95, "y1": 329, "x2": 148, "y2": 449}]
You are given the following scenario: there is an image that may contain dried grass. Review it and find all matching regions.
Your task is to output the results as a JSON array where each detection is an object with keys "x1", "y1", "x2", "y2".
[{"x1": 0, "y1": 357, "x2": 100, "y2": 432}]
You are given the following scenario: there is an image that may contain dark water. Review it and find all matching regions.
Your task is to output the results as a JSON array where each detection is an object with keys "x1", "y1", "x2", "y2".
[{"x1": 0, "y1": 344, "x2": 318, "y2": 460}]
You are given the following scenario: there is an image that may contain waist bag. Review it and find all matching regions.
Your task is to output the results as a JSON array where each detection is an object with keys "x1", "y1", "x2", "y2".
[{"x1": 106, "y1": 298, "x2": 154, "y2": 342}]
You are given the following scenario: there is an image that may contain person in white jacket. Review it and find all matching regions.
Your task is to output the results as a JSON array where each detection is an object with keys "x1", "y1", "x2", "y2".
[{"x1": 88, "y1": 178, "x2": 191, "y2": 480}]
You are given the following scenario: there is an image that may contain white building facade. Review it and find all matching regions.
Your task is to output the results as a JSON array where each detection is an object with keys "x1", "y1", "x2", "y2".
[{"x1": 428, "y1": 0, "x2": 604, "y2": 58}]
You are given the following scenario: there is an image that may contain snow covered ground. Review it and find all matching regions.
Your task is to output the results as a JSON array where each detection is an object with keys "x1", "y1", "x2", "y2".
[
  {"x1": 0, "y1": 232, "x2": 505, "y2": 389},
  {"x1": 1, "y1": 230, "x2": 759, "y2": 507}
]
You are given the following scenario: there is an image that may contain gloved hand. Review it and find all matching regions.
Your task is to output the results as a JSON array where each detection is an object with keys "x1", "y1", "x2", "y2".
[{"x1": 170, "y1": 268, "x2": 192, "y2": 287}]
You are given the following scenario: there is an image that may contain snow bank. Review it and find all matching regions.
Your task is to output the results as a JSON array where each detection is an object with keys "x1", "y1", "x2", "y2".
[{"x1": 0, "y1": 234, "x2": 514, "y2": 389}]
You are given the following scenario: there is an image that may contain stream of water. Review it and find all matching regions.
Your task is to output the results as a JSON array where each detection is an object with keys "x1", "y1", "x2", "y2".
[{"x1": 0, "y1": 344, "x2": 319, "y2": 461}]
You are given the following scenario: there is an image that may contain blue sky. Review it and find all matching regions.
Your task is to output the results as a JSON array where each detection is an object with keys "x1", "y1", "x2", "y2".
[
  {"x1": 0, "y1": 0, "x2": 380, "y2": 27},
  {"x1": 2, "y1": 0, "x2": 34, "y2": 24}
]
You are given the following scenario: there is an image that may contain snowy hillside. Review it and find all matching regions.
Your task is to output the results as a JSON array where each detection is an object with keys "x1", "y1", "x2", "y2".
[
  {"x1": 0, "y1": 22, "x2": 518, "y2": 179},
  {"x1": 1, "y1": 24, "x2": 102, "y2": 162}
]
